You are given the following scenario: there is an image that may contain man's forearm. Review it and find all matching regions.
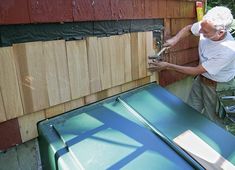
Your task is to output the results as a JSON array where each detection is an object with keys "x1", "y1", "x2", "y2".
[
  {"x1": 174, "y1": 25, "x2": 193, "y2": 42},
  {"x1": 167, "y1": 63, "x2": 206, "y2": 76}
]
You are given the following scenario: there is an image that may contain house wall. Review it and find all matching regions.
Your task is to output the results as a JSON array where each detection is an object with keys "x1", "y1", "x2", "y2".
[{"x1": 0, "y1": 0, "x2": 204, "y2": 151}]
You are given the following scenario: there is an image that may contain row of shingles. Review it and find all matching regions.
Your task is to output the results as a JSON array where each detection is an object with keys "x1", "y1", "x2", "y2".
[
  {"x1": 0, "y1": 40, "x2": 74, "y2": 148},
  {"x1": 0, "y1": 0, "x2": 188, "y2": 25},
  {"x1": 159, "y1": 1, "x2": 199, "y2": 86},
  {"x1": 0, "y1": 31, "x2": 151, "y2": 150}
]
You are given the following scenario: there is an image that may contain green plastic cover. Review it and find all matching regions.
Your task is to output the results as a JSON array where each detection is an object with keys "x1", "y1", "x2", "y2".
[{"x1": 38, "y1": 83, "x2": 235, "y2": 170}]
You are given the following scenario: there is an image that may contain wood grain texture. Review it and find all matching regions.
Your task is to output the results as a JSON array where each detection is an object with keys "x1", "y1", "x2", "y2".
[
  {"x1": 86, "y1": 37, "x2": 102, "y2": 93},
  {"x1": 45, "y1": 104, "x2": 65, "y2": 118},
  {"x1": 121, "y1": 81, "x2": 137, "y2": 92},
  {"x1": 0, "y1": 89, "x2": 6, "y2": 123},
  {"x1": 170, "y1": 35, "x2": 199, "y2": 52},
  {"x1": 159, "y1": 61, "x2": 198, "y2": 87},
  {"x1": 131, "y1": 33, "x2": 140, "y2": 80},
  {"x1": 122, "y1": 34, "x2": 132, "y2": 83},
  {"x1": 164, "y1": 18, "x2": 171, "y2": 41},
  {"x1": 18, "y1": 111, "x2": 45, "y2": 143},
  {"x1": 171, "y1": 18, "x2": 196, "y2": 36},
  {"x1": 137, "y1": 32, "x2": 147, "y2": 78},
  {"x1": 13, "y1": 42, "x2": 49, "y2": 114},
  {"x1": 145, "y1": 31, "x2": 159, "y2": 82},
  {"x1": 111, "y1": 0, "x2": 133, "y2": 20},
  {"x1": 110, "y1": 35, "x2": 125, "y2": 86},
  {"x1": 73, "y1": 0, "x2": 94, "y2": 21},
  {"x1": 136, "y1": 77, "x2": 151, "y2": 86},
  {"x1": 132, "y1": 0, "x2": 145, "y2": 19},
  {"x1": 0, "y1": 0, "x2": 30, "y2": 24},
  {"x1": 107, "y1": 86, "x2": 122, "y2": 97},
  {"x1": 93, "y1": 0, "x2": 111, "y2": 20},
  {"x1": 64, "y1": 98, "x2": 85, "y2": 112},
  {"x1": 0, "y1": 47, "x2": 24, "y2": 120},
  {"x1": 98, "y1": 37, "x2": 112, "y2": 90},
  {"x1": 43, "y1": 40, "x2": 71, "y2": 106},
  {"x1": 180, "y1": 1, "x2": 196, "y2": 18},
  {"x1": 145, "y1": 0, "x2": 166, "y2": 18},
  {"x1": 85, "y1": 90, "x2": 108, "y2": 104},
  {"x1": 166, "y1": 0, "x2": 180, "y2": 18},
  {"x1": 175, "y1": 48, "x2": 199, "y2": 65},
  {"x1": 28, "y1": 0, "x2": 73, "y2": 23},
  {"x1": 66, "y1": 40, "x2": 90, "y2": 99}
]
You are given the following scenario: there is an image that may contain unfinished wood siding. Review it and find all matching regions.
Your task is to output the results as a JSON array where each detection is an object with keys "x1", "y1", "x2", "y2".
[
  {"x1": 0, "y1": 0, "x2": 203, "y2": 148},
  {"x1": 0, "y1": 32, "x2": 154, "y2": 145}
]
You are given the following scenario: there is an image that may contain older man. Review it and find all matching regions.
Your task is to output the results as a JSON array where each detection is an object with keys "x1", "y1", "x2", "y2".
[{"x1": 149, "y1": 6, "x2": 235, "y2": 128}]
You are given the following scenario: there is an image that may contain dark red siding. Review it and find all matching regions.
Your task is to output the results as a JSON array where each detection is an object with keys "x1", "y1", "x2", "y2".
[
  {"x1": 28, "y1": 0, "x2": 73, "y2": 23},
  {"x1": 111, "y1": 0, "x2": 133, "y2": 20},
  {"x1": 145, "y1": 0, "x2": 167, "y2": 18},
  {"x1": 0, "y1": 119, "x2": 22, "y2": 151},
  {"x1": 0, "y1": 0, "x2": 30, "y2": 24},
  {"x1": 132, "y1": 0, "x2": 145, "y2": 19},
  {"x1": 73, "y1": 0, "x2": 94, "y2": 21},
  {"x1": 159, "y1": 61, "x2": 198, "y2": 86},
  {"x1": 94, "y1": 0, "x2": 111, "y2": 20}
]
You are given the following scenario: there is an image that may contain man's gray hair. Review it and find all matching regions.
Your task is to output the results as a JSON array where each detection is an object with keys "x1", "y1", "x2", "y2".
[{"x1": 203, "y1": 6, "x2": 234, "y2": 30}]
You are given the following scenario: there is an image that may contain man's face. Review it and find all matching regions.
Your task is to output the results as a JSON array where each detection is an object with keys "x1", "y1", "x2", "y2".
[{"x1": 199, "y1": 20, "x2": 222, "y2": 41}]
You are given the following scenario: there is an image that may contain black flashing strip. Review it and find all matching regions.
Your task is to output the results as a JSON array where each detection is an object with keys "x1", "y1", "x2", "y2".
[{"x1": 0, "y1": 19, "x2": 163, "y2": 47}]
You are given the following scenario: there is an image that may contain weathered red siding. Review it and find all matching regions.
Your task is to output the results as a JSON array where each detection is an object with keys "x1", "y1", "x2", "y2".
[
  {"x1": 28, "y1": 0, "x2": 73, "y2": 23},
  {"x1": 0, "y1": 119, "x2": 22, "y2": 150},
  {"x1": 94, "y1": 0, "x2": 112, "y2": 20},
  {"x1": 0, "y1": 0, "x2": 201, "y2": 24},
  {"x1": 0, "y1": 0, "x2": 30, "y2": 24},
  {"x1": 111, "y1": 0, "x2": 133, "y2": 20},
  {"x1": 73, "y1": 0, "x2": 94, "y2": 21}
]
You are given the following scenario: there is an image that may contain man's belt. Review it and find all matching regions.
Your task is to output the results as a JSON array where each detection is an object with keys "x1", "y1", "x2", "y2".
[{"x1": 199, "y1": 75, "x2": 217, "y2": 87}]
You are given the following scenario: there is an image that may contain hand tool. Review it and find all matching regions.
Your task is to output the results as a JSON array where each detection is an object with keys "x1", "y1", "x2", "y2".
[{"x1": 148, "y1": 47, "x2": 167, "y2": 60}]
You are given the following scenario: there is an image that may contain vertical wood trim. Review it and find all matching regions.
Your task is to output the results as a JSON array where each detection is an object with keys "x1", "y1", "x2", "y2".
[
  {"x1": 0, "y1": 47, "x2": 24, "y2": 120},
  {"x1": 66, "y1": 40, "x2": 90, "y2": 99},
  {"x1": 43, "y1": 40, "x2": 71, "y2": 106},
  {"x1": 131, "y1": 33, "x2": 139, "y2": 80},
  {"x1": 13, "y1": 42, "x2": 49, "y2": 114},
  {"x1": 123, "y1": 34, "x2": 132, "y2": 83},
  {"x1": 138, "y1": 32, "x2": 147, "y2": 78},
  {"x1": 110, "y1": 35, "x2": 125, "y2": 86},
  {"x1": 86, "y1": 37, "x2": 102, "y2": 93},
  {"x1": 98, "y1": 37, "x2": 112, "y2": 90}
]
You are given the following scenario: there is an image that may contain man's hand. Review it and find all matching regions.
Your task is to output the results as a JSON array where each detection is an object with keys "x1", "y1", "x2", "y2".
[{"x1": 148, "y1": 60, "x2": 169, "y2": 72}]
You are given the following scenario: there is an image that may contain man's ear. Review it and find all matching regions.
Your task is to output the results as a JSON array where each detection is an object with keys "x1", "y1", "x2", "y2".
[{"x1": 218, "y1": 29, "x2": 226, "y2": 35}]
